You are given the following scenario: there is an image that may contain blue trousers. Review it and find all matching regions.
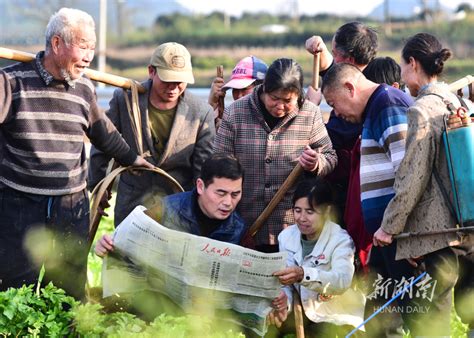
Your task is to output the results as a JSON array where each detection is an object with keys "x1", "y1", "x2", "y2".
[{"x1": 0, "y1": 186, "x2": 90, "y2": 300}]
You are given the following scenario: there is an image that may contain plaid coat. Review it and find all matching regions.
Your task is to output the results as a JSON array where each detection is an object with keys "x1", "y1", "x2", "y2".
[{"x1": 213, "y1": 86, "x2": 337, "y2": 245}]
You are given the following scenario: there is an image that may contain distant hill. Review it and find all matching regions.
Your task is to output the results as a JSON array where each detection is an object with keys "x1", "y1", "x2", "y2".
[
  {"x1": 368, "y1": 0, "x2": 451, "y2": 20},
  {"x1": 123, "y1": 0, "x2": 190, "y2": 27},
  {"x1": 0, "y1": 0, "x2": 189, "y2": 45}
]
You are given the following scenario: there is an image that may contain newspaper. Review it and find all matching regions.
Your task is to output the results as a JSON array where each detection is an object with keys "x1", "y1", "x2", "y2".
[{"x1": 102, "y1": 205, "x2": 286, "y2": 336}]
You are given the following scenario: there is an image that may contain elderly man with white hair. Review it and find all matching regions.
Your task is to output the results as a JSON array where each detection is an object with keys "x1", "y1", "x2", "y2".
[{"x1": 0, "y1": 8, "x2": 151, "y2": 299}]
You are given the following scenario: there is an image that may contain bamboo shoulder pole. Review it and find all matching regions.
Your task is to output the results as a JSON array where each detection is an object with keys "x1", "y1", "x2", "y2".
[{"x1": 0, "y1": 47, "x2": 145, "y2": 93}]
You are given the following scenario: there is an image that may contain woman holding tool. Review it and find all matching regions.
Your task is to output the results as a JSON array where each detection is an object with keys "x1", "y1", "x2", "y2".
[
  {"x1": 373, "y1": 33, "x2": 463, "y2": 337},
  {"x1": 213, "y1": 57, "x2": 336, "y2": 253}
]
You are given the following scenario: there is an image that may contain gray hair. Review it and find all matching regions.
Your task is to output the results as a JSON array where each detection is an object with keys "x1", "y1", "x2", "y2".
[
  {"x1": 321, "y1": 63, "x2": 363, "y2": 94},
  {"x1": 45, "y1": 8, "x2": 95, "y2": 52},
  {"x1": 263, "y1": 58, "x2": 305, "y2": 107}
]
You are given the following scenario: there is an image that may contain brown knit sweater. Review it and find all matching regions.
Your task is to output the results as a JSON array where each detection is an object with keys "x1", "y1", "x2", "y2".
[{"x1": 0, "y1": 52, "x2": 136, "y2": 195}]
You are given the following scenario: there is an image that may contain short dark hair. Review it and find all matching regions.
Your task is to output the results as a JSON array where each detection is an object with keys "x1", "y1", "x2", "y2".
[
  {"x1": 334, "y1": 22, "x2": 378, "y2": 66},
  {"x1": 292, "y1": 178, "x2": 334, "y2": 209},
  {"x1": 363, "y1": 56, "x2": 401, "y2": 86},
  {"x1": 321, "y1": 62, "x2": 362, "y2": 94},
  {"x1": 263, "y1": 58, "x2": 305, "y2": 107},
  {"x1": 200, "y1": 153, "x2": 244, "y2": 186},
  {"x1": 402, "y1": 33, "x2": 452, "y2": 77}
]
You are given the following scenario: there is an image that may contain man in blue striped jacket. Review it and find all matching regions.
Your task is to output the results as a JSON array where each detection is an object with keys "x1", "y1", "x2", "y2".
[
  {"x1": 322, "y1": 63, "x2": 420, "y2": 336},
  {"x1": 322, "y1": 63, "x2": 413, "y2": 234},
  {"x1": 0, "y1": 8, "x2": 151, "y2": 300}
]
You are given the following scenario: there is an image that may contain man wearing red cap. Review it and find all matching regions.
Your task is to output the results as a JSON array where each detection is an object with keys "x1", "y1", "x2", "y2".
[{"x1": 208, "y1": 56, "x2": 268, "y2": 127}]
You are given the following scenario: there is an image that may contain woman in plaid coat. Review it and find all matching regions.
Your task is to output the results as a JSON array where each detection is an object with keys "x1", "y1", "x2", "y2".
[{"x1": 214, "y1": 58, "x2": 337, "y2": 253}]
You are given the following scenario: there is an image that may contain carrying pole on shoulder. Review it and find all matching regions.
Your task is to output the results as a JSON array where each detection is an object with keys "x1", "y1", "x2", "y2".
[{"x1": 0, "y1": 47, "x2": 146, "y2": 93}]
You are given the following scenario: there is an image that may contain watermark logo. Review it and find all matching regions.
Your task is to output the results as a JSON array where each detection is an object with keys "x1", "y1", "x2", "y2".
[{"x1": 367, "y1": 273, "x2": 437, "y2": 302}]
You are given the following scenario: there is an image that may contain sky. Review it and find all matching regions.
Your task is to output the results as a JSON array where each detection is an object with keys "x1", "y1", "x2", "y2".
[{"x1": 177, "y1": 0, "x2": 474, "y2": 17}]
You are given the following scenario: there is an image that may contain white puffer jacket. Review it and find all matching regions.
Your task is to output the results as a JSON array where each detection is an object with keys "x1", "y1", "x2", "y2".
[{"x1": 278, "y1": 221, "x2": 365, "y2": 328}]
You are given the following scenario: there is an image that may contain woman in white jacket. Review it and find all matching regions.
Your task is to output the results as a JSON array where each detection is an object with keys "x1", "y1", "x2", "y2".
[{"x1": 270, "y1": 178, "x2": 365, "y2": 337}]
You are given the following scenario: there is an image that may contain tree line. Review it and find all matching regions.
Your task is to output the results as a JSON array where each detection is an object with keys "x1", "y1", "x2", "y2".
[{"x1": 112, "y1": 10, "x2": 474, "y2": 58}]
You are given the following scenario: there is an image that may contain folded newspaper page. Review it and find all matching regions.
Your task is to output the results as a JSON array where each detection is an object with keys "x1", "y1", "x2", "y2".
[{"x1": 102, "y1": 205, "x2": 286, "y2": 336}]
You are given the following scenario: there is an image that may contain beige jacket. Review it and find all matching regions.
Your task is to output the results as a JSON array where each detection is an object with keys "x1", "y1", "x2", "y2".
[
  {"x1": 381, "y1": 83, "x2": 461, "y2": 260},
  {"x1": 89, "y1": 80, "x2": 215, "y2": 225}
]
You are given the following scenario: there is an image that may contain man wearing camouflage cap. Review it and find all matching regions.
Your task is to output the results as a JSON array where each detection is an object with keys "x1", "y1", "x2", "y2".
[{"x1": 89, "y1": 42, "x2": 215, "y2": 226}]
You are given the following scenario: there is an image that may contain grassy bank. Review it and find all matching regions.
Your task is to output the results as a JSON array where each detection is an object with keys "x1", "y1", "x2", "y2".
[
  {"x1": 106, "y1": 46, "x2": 474, "y2": 88},
  {"x1": 2, "y1": 45, "x2": 472, "y2": 88}
]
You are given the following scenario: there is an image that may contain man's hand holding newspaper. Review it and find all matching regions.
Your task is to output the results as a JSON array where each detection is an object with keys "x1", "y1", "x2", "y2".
[{"x1": 102, "y1": 206, "x2": 287, "y2": 336}]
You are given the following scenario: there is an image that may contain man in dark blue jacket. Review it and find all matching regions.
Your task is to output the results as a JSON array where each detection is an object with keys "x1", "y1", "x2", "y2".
[
  {"x1": 95, "y1": 153, "x2": 246, "y2": 257},
  {"x1": 305, "y1": 22, "x2": 378, "y2": 226}
]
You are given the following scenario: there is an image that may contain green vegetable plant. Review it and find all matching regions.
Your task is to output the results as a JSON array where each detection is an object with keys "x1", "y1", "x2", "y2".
[
  {"x1": 0, "y1": 266, "x2": 78, "y2": 337},
  {"x1": 0, "y1": 266, "x2": 245, "y2": 337}
]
